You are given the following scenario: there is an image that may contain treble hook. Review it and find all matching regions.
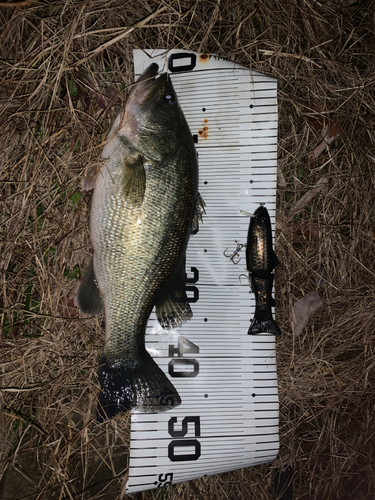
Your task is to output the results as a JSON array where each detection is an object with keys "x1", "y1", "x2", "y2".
[
  {"x1": 223, "y1": 240, "x2": 245, "y2": 265},
  {"x1": 239, "y1": 273, "x2": 251, "y2": 286}
]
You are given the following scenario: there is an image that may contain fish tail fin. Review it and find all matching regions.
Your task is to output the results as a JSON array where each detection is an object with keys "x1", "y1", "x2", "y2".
[
  {"x1": 97, "y1": 351, "x2": 181, "y2": 422},
  {"x1": 248, "y1": 317, "x2": 281, "y2": 336}
]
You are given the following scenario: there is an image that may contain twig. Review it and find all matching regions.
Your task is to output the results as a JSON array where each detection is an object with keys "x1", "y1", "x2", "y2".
[
  {"x1": 259, "y1": 49, "x2": 322, "y2": 68},
  {"x1": 0, "y1": 5, "x2": 20, "y2": 42},
  {"x1": 70, "y1": 5, "x2": 170, "y2": 68},
  {"x1": 291, "y1": 177, "x2": 328, "y2": 213},
  {"x1": 0, "y1": 0, "x2": 38, "y2": 6}
]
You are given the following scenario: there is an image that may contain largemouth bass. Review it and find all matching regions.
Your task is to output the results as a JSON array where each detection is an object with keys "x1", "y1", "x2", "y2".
[
  {"x1": 77, "y1": 64, "x2": 204, "y2": 420},
  {"x1": 246, "y1": 205, "x2": 281, "y2": 336}
]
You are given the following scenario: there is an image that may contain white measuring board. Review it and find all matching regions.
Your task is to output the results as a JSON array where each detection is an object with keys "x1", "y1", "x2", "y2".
[{"x1": 126, "y1": 50, "x2": 279, "y2": 494}]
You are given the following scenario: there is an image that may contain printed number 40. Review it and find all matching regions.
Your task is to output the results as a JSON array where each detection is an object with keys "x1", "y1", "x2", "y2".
[{"x1": 168, "y1": 336, "x2": 199, "y2": 378}]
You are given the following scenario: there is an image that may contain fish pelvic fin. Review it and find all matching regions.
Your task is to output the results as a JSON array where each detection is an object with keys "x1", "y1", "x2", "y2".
[
  {"x1": 248, "y1": 317, "x2": 281, "y2": 336},
  {"x1": 191, "y1": 192, "x2": 206, "y2": 235},
  {"x1": 155, "y1": 257, "x2": 192, "y2": 330},
  {"x1": 97, "y1": 351, "x2": 181, "y2": 422},
  {"x1": 77, "y1": 259, "x2": 104, "y2": 316}
]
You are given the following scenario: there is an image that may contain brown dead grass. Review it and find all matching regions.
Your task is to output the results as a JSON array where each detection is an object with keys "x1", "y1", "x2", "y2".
[{"x1": 1, "y1": 0, "x2": 375, "y2": 499}]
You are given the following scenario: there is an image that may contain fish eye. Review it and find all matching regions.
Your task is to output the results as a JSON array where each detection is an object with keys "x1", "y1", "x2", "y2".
[{"x1": 164, "y1": 92, "x2": 176, "y2": 104}]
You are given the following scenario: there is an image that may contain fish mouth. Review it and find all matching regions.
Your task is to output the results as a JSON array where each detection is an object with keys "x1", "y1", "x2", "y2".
[
  {"x1": 136, "y1": 63, "x2": 159, "y2": 83},
  {"x1": 132, "y1": 64, "x2": 169, "y2": 104}
]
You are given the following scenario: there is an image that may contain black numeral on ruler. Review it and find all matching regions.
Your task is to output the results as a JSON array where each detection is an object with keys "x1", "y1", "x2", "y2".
[
  {"x1": 154, "y1": 473, "x2": 173, "y2": 488},
  {"x1": 168, "y1": 417, "x2": 201, "y2": 462}
]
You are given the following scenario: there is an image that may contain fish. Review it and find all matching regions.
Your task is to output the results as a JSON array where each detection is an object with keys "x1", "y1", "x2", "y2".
[
  {"x1": 77, "y1": 63, "x2": 205, "y2": 421},
  {"x1": 246, "y1": 205, "x2": 281, "y2": 336}
]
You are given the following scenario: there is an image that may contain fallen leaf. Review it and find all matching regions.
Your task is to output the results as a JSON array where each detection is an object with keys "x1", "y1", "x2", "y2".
[
  {"x1": 291, "y1": 221, "x2": 319, "y2": 243},
  {"x1": 96, "y1": 86, "x2": 119, "y2": 110},
  {"x1": 292, "y1": 176, "x2": 328, "y2": 213},
  {"x1": 76, "y1": 72, "x2": 119, "y2": 110},
  {"x1": 309, "y1": 120, "x2": 342, "y2": 161},
  {"x1": 291, "y1": 291, "x2": 323, "y2": 336},
  {"x1": 303, "y1": 105, "x2": 328, "y2": 130},
  {"x1": 301, "y1": 106, "x2": 342, "y2": 161},
  {"x1": 326, "y1": 120, "x2": 342, "y2": 138},
  {"x1": 58, "y1": 281, "x2": 81, "y2": 318}
]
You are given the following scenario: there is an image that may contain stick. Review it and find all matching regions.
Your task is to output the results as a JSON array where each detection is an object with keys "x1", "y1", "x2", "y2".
[
  {"x1": 259, "y1": 49, "x2": 322, "y2": 68},
  {"x1": 70, "y1": 5, "x2": 169, "y2": 68}
]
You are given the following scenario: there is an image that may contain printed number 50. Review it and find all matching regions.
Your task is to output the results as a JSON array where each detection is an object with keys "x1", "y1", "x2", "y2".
[{"x1": 168, "y1": 416, "x2": 201, "y2": 462}]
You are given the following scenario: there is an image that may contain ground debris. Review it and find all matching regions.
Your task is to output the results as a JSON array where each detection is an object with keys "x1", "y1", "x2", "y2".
[
  {"x1": 290, "y1": 291, "x2": 323, "y2": 336},
  {"x1": 1, "y1": 0, "x2": 375, "y2": 498}
]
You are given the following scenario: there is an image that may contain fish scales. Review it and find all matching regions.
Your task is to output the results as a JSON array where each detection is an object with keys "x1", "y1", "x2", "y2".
[
  {"x1": 77, "y1": 64, "x2": 203, "y2": 420},
  {"x1": 92, "y1": 148, "x2": 195, "y2": 362}
]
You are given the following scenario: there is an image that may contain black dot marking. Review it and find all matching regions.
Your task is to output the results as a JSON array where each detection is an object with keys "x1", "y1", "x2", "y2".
[
  {"x1": 202, "y1": 107, "x2": 206, "y2": 112},
  {"x1": 204, "y1": 181, "x2": 208, "y2": 185},
  {"x1": 204, "y1": 474, "x2": 208, "y2": 477},
  {"x1": 204, "y1": 394, "x2": 208, "y2": 398},
  {"x1": 249, "y1": 104, "x2": 254, "y2": 108},
  {"x1": 252, "y1": 393, "x2": 256, "y2": 397},
  {"x1": 154, "y1": 481, "x2": 158, "y2": 485},
  {"x1": 204, "y1": 318, "x2": 208, "y2": 322},
  {"x1": 204, "y1": 249, "x2": 207, "y2": 253},
  {"x1": 249, "y1": 179, "x2": 253, "y2": 184},
  {"x1": 193, "y1": 134, "x2": 198, "y2": 143}
]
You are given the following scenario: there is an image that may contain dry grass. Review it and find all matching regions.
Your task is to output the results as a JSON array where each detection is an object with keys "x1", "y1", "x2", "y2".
[{"x1": 1, "y1": 0, "x2": 375, "y2": 498}]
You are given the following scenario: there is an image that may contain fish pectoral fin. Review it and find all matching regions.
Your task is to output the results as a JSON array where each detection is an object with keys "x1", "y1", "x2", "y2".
[
  {"x1": 155, "y1": 258, "x2": 193, "y2": 330},
  {"x1": 81, "y1": 163, "x2": 101, "y2": 191},
  {"x1": 97, "y1": 351, "x2": 181, "y2": 421},
  {"x1": 191, "y1": 192, "x2": 206, "y2": 235},
  {"x1": 77, "y1": 259, "x2": 104, "y2": 316},
  {"x1": 122, "y1": 152, "x2": 146, "y2": 205}
]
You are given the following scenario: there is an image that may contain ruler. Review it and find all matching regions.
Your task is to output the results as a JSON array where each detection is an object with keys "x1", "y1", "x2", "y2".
[{"x1": 126, "y1": 49, "x2": 279, "y2": 494}]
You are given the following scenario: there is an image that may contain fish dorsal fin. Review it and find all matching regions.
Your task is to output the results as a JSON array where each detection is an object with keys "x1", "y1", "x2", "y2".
[
  {"x1": 155, "y1": 258, "x2": 193, "y2": 329},
  {"x1": 191, "y1": 192, "x2": 206, "y2": 235},
  {"x1": 77, "y1": 259, "x2": 104, "y2": 316}
]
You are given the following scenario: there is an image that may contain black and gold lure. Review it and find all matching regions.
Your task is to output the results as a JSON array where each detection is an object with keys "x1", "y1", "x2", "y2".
[{"x1": 246, "y1": 205, "x2": 281, "y2": 336}]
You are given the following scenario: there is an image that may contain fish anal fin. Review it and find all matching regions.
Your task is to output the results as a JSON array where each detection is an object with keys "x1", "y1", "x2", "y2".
[
  {"x1": 155, "y1": 258, "x2": 192, "y2": 330},
  {"x1": 97, "y1": 352, "x2": 181, "y2": 421},
  {"x1": 77, "y1": 259, "x2": 104, "y2": 316}
]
